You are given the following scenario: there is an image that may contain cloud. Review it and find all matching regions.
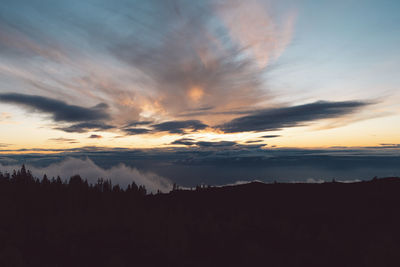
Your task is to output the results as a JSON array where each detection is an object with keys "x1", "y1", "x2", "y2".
[
  {"x1": 0, "y1": 112, "x2": 12, "y2": 120},
  {"x1": 0, "y1": 23, "x2": 67, "y2": 61},
  {"x1": 125, "y1": 121, "x2": 153, "y2": 127},
  {"x1": 171, "y1": 138, "x2": 196, "y2": 146},
  {"x1": 0, "y1": 157, "x2": 172, "y2": 193},
  {"x1": 216, "y1": 0, "x2": 296, "y2": 68},
  {"x1": 89, "y1": 134, "x2": 102, "y2": 139},
  {"x1": 171, "y1": 138, "x2": 237, "y2": 148},
  {"x1": 196, "y1": 141, "x2": 237, "y2": 147},
  {"x1": 108, "y1": 0, "x2": 295, "y2": 122},
  {"x1": 121, "y1": 121, "x2": 153, "y2": 135},
  {"x1": 56, "y1": 122, "x2": 115, "y2": 133},
  {"x1": 0, "y1": 0, "x2": 297, "y2": 130},
  {"x1": 0, "y1": 93, "x2": 110, "y2": 122},
  {"x1": 218, "y1": 100, "x2": 370, "y2": 133},
  {"x1": 245, "y1": 140, "x2": 263, "y2": 144},
  {"x1": 122, "y1": 120, "x2": 208, "y2": 135},
  {"x1": 1, "y1": 0, "x2": 384, "y2": 149},
  {"x1": 152, "y1": 120, "x2": 208, "y2": 134},
  {"x1": 123, "y1": 128, "x2": 151, "y2": 135},
  {"x1": 366, "y1": 144, "x2": 400, "y2": 149},
  {"x1": 0, "y1": 146, "x2": 109, "y2": 153},
  {"x1": 48, "y1": 137, "x2": 78, "y2": 144},
  {"x1": 261, "y1": 135, "x2": 281, "y2": 138}
]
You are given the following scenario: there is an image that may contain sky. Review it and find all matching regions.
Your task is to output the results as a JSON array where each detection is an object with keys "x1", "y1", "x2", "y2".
[{"x1": 0, "y1": 0, "x2": 399, "y2": 189}]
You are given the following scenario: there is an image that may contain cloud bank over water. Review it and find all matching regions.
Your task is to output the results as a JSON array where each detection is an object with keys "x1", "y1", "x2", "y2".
[{"x1": 1, "y1": 146, "x2": 399, "y2": 188}]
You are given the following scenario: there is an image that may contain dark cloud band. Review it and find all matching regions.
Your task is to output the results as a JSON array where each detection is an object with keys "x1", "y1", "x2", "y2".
[
  {"x1": 171, "y1": 138, "x2": 237, "y2": 148},
  {"x1": 123, "y1": 128, "x2": 151, "y2": 135},
  {"x1": 56, "y1": 122, "x2": 115, "y2": 133},
  {"x1": 0, "y1": 93, "x2": 110, "y2": 122},
  {"x1": 218, "y1": 101, "x2": 370, "y2": 133},
  {"x1": 152, "y1": 120, "x2": 208, "y2": 134}
]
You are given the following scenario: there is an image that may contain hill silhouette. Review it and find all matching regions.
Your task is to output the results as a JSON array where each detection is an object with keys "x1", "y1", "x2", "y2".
[{"x1": 1, "y1": 165, "x2": 400, "y2": 266}]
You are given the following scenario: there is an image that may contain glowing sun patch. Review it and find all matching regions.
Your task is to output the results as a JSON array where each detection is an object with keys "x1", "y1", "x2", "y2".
[{"x1": 188, "y1": 86, "x2": 204, "y2": 102}]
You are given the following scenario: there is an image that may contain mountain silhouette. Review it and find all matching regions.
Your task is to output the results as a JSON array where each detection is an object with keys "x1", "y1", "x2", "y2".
[{"x1": 1, "y1": 165, "x2": 400, "y2": 266}]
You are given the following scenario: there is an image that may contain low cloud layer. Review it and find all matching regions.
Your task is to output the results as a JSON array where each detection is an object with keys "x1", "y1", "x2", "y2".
[
  {"x1": 0, "y1": 157, "x2": 172, "y2": 193},
  {"x1": 170, "y1": 138, "x2": 267, "y2": 149},
  {"x1": 1, "y1": 147, "x2": 399, "y2": 188},
  {"x1": 171, "y1": 138, "x2": 238, "y2": 148}
]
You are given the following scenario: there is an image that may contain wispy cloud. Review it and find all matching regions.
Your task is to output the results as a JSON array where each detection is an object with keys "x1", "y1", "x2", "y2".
[
  {"x1": 0, "y1": 0, "x2": 381, "y2": 144},
  {"x1": 0, "y1": 112, "x2": 13, "y2": 125},
  {"x1": 107, "y1": 0, "x2": 297, "y2": 123},
  {"x1": 48, "y1": 137, "x2": 78, "y2": 144},
  {"x1": 0, "y1": 0, "x2": 297, "y2": 129}
]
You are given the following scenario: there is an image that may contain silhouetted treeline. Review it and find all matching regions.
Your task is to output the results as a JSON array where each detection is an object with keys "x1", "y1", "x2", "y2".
[{"x1": 1, "y1": 165, "x2": 400, "y2": 266}]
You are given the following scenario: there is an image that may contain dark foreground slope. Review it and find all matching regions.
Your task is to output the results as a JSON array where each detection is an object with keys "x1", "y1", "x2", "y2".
[{"x1": 1, "y1": 167, "x2": 400, "y2": 267}]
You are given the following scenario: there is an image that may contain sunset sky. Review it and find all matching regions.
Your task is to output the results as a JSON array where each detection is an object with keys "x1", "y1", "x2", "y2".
[{"x1": 0, "y1": 0, "x2": 399, "y2": 188}]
